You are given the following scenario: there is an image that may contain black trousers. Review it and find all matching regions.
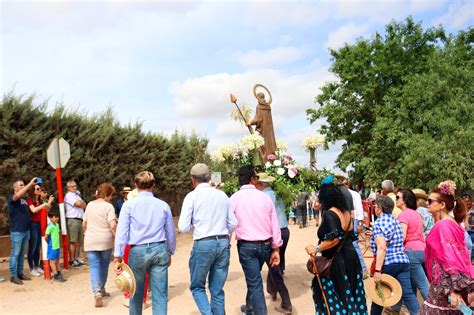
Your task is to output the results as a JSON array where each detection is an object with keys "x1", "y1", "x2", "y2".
[
  {"x1": 296, "y1": 205, "x2": 307, "y2": 227},
  {"x1": 266, "y1": 227, "x2": 291, "y2": 309}
]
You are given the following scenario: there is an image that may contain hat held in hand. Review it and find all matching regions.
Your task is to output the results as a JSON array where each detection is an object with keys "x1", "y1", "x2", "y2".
[
  {"x1": 115, "y1": 263, "x2": 136, "y2": 297},
  {"x1": 364, "y1": 274, "x2": 402, "y2": 307}
]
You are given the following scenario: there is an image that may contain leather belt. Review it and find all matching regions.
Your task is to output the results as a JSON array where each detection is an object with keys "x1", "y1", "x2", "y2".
[{"x1": 196, "y1": 235, "x2": 229, "y2": 241}]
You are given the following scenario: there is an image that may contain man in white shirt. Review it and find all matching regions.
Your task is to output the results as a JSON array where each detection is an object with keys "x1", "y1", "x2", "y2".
[
  {"x1": 64, "y1": 180, "x2": 86, "y2": 268},
  {"x1": 343, "y1": 179, "x2": 368, "y2": 279},
  {"x1": 178, "y1": 163, "x2": 238, "y2": 315}
]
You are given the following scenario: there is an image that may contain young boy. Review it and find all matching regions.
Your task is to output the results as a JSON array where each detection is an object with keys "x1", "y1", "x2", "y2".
[{"x1": 45, "y1": 212, "x2": 66, "y2": 282}]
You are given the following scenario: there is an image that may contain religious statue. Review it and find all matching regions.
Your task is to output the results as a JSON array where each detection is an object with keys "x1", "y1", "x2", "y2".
[{"x1": 247, "y1": 84, "x2": 277, "y2": 162}]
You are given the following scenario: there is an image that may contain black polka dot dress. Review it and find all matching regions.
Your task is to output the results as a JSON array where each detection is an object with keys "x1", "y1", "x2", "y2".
[{"x1": 312, "y1": 210, "x2": 368, "y2": 315}]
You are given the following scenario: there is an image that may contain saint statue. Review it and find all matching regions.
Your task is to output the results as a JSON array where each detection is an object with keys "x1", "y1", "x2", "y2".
[{"x1": 247, "y1": 84, "x2": 277, "y2": 162}]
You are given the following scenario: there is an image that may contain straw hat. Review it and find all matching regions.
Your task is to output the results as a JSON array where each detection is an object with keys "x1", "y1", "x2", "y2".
[
  {"x1": 412, "y1": 188, "x2": 428, "y2": 200},
  {"x1": 364, "y1": 274, "x2": 402, "y2": 307},
  {"x1": 121, "y1": 186, "x2": 132, "y2": 193},
  {"x1": 115, "y1": 263, "x2": 136, "y2": 297},
  {"x1": 257, "y1": 172, "x2": 275, "y2": 183}
]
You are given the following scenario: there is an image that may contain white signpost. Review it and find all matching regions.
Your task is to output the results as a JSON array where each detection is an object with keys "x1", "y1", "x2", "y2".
[{"x1": 46, "y1": 137, "x2": 71, "y2": 273}]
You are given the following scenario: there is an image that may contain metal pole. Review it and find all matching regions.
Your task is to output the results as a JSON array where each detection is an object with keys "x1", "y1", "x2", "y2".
[{"x1": 54, "y1": 138, "x2": 69, "y2": 270}]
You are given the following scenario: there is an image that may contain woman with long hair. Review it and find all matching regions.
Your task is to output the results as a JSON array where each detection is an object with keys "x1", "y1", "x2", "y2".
[
  {"x1": 83, "y1": 183, "x2": 117, "y2": 307},
  {"x1": 26, "y1": 184, "x2": 54, "y2": 277},
  {"x1": 305, "y1": 179, "x2": 367, "y2": 314},
  {"x1": 419, "y1": 180, "x2": 474, "y2": 314}
]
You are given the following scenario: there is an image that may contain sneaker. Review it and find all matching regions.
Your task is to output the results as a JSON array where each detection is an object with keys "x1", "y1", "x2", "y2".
[
  {"x1": 275, "y1": 306, "x2": 293, "y2": 314},
  {"x1": 94, "y1": 292, "x2": 103, "y2": 307},
  {"x1": 53, "y1": 274, "x2": 66, "y2": 283},
  {"x1": 77, "y1": 258, "x2": 86, "y2": 265},
  {"x1": 0, "y1": 275, "x2": 5, "y2": 282},
  {"x1": 30, "y1": 269, "x2": 41, "y2": 277},
  {"x1": 18, "y1": 274, "x2": 32, "y2": 281},
  {"x1": 241, "y1": 304, "x2": 255, "y2": 315},
  {"x1": 58, "y1": 272, "x2": 67, "y2": 282},
  {"x1": 72, "y1": 260, "x2": 81, "y2": 268},
  {"x1": 10, "y1": 277, "x2": 23, "y2": 285},
  {"x1": 123, "y1": 297, "x2": 130, "y2": 308},
  {"x1": 36, "y1": 268, "x2": 44, "y2": 274}
]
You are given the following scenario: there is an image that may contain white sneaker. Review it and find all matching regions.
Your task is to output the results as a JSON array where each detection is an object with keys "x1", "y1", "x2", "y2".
[
  {"x1": 30, "y1": 269, "x2": 41, "y2": 277},
  {"x1": 123, "y1": 297, "x2": 130, "y2": 308},
  {"x1": 0, "y1": 275, "x2": 5, "y2": 282},
  {"x1": 36, "y1": 268, "x2": 44, "y2": 274}
]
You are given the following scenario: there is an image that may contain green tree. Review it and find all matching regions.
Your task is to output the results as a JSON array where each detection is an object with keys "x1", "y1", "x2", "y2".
[
  {"x1": 0, "y1": 93, "x2": 209, "y2": 234},
  {"x1": 307, "y1": 17, "x2": 473, "y2": 190}
]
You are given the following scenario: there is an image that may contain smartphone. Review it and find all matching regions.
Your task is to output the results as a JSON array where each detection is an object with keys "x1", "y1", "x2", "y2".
[{"x1": 36, "y1": 177, "x2": 43, "y2": 184}]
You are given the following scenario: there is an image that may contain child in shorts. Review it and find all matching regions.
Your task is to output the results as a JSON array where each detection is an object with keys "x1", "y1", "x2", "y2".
[{"x1": 45, "y1": 212, "x2": 66, "y2": 282}]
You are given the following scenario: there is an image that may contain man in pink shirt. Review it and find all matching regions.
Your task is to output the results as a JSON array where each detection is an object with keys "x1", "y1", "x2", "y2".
[{"x1": 230, "y1": 165, "x2": 282, "y2": 315}]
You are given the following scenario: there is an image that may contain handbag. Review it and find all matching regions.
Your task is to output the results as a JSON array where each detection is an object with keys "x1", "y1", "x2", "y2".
[{"x1": 307, "y1": 218, "x2": 351, "y2": 277}]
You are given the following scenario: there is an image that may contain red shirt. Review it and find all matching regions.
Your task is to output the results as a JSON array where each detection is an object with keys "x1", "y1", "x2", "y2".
[{"x1": 27, "y1": 198, "x2": 42, "y2": 222}]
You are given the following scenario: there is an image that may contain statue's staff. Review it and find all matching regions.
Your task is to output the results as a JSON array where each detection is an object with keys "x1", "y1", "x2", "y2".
[{"x1": 230, "y1": 93, "x2": 254, "y2": 134}]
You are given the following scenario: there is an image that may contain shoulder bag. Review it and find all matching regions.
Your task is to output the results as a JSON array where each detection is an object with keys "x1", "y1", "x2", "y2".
[{"x1": 306, "y1": 217, "x2": 351, "y2": 277}]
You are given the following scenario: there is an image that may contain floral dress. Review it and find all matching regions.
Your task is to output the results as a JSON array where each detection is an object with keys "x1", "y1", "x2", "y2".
[
  {"x1": 312, "y1": 210, "x2": 368, "y2": 314},
  {"x1": 419, "y1": 220, "x2": 474, "y2": 314}
]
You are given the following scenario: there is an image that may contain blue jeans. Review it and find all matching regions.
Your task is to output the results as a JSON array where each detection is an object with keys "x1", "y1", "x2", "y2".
[
  {"x1": 10, "y1": 230, "x2": 30, "y2": 277},
  {"x1": 353, "y1": 219, "x2": 367, "y2": 271},
  {"x1": 370, "y1": 263, "x2": 420, "y2": 315},
  {"x1": 28, "y1": 222, "x2": 41, "y2": 270},
  {"x1": 392, "y1": 250, "x2": 430, "y2": 312},
  {"x1": 128, "y1": 242, "x2": 169, "y2": 315},
  {"x1": 237, "y1": 240, "x2": 272, "y2": 315},
  {"x1": 86, "y1": 249, "x2": 112, "y2": 293},
  {"x1": 189, "y1": 238, "x2": 230, "y2": 315}
]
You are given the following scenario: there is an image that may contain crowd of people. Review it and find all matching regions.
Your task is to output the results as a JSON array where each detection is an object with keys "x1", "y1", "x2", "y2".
[{"x1": 4, "y1": 166, "x2": 474, "y2": 315}]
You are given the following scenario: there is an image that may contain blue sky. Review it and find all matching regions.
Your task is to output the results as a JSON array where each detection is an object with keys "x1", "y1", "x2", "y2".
[{"x1": 1, "y1": 0, "x2": 472, "y2": 171}]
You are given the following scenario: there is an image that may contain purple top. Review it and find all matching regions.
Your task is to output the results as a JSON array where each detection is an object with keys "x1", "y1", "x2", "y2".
[{"x1": 114, "y1": 192, "x2": 176, "y2": 257}]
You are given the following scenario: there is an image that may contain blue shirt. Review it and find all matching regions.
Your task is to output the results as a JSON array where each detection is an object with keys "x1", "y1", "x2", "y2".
[
  {"x1": 7, "y1": 194, "x2": 30, "y2": 232},
  {"x1": 114, "y1": 192, "x2": 176, "y2": 257},
  {"x1": 370, "y1": 213, "x2": 409, "y2": 265},
  {"x1": 178, "y1": 183, "x2": 238, "y2": 240},
  {"x1": 262, "y1": 188, "x2": 288, "y2": 229}
]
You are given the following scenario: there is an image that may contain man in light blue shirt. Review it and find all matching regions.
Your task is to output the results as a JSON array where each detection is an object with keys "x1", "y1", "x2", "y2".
[
  {"x1": 256, "y1": 172, "x2": 292, "y2": 314},
  {"x1": 179, "y1": 163, "x2": 237, "y2": 315},
  {"x1": 114, "y1": 171, "x2": 176, "y2": 315}
]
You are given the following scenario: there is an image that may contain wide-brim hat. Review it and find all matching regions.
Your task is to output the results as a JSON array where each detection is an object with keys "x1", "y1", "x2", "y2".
[
  {"x1": 257, "y1": 172, "x2": 275, "y2": 183},
  {"x1": 412, "y1": 188, "x2": 428, "y2": 200},
  {"x1": 121, "y1": 186, "x2": 132, "y2": 193},
  {"x1": 364, "y1": 274, "x2": 402, "y2": 307},
  {"x1": 115, "y1": 263, "x2": 136, "y2": 297}
]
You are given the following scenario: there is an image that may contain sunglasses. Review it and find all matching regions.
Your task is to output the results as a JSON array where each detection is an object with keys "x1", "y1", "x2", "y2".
[
  {"x1": 35, "y1": 187, "x2": 42, "y2": 191},
  {"x1": 427, "y1": 198, "x2": 440, "y2": 205},
  {"x1": 396, "y1": 195, "x2": 402, "y2": 200}
]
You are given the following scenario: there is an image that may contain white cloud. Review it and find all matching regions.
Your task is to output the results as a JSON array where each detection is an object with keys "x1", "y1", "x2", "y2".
[
  {"x1": 433, "y1": 1, "x2": 474, "y2": 28},
  {"x1": 325, "y1": 23, "x2": 371, "y2": 49},
  {"x1": 234, "y1": 46, "x2": 307, "y2": 68},
  {"x1": 215, "y1": 120, "x2": 248, "y2": 138},
  {"x1": 170, "y1": 68, "x2": 333, "y2": 119},
  {"x1": 410, "y1": 0, "x2": 447, "y2": 12}
]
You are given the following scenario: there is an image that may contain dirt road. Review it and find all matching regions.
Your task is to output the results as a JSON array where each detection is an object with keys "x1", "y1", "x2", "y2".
[{"x1": 0, "y1": 218, "x2": 375, "y2": 314}]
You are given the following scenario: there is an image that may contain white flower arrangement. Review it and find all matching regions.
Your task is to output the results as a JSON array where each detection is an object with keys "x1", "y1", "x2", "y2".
[
  {"x1": 265, "y1": 161, "x2": 272, "y2": 169},
  {"x1": 240, "y1": 133, "x2": 265, "y2": 151},
  {"x1": 301, "y1": 134, "x2": 325, "y2": 151},
  {"x1": 211, "y1": 144, "x2": 237, "y2": 162},
  {"x1": 273, "y1": 160, "x2": 282, "y2": 167},
  {"x1": 276, "y1": 139, "x2": 287, "y2": 152},
  {"x1": 276, "y1": 167, "x2": 285, "y2": 175}
]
